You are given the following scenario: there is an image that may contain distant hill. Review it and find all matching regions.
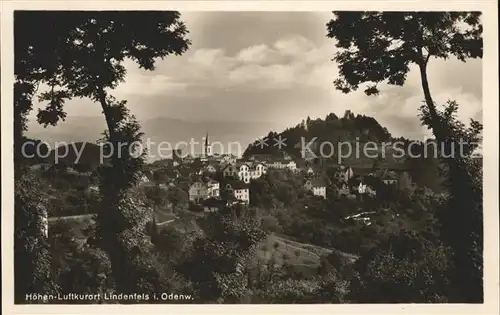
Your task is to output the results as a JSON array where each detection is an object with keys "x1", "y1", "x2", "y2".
[
  {"x1": 243, "y1": 110, "x2": 445, "y2": 191},
  {"x1": 44, "y1": 142, "x2": 109, "y2": 170},
  {"x1": 26, "y1": 116, "x2": 278, "y2": 159},
  {"x1": 244, "y1": 110, "x2": 394, "y2": 165}
]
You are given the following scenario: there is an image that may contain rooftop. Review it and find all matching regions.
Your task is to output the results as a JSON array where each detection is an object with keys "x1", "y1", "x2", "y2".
[
  {"x1": 223, "y1": 179, "x2": 249, "y2": 190},
  {"x1": 305, "y1": 178, "x2": 326, "y2": 187}
]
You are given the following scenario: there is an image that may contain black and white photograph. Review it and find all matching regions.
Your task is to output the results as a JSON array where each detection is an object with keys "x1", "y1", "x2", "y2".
[{"x1": 2, "y1": 1, "x2": 499, "y2": 312}]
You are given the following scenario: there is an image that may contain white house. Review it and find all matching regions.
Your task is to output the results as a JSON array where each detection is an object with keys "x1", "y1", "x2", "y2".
[
  {"x1": 253, "y1": 163, "x2": 267, "y2": 178},
  {"x1": 358, "y1": 182, "x2": 367, "y2": 194},
  {"x1": 358, "y1": 182, "x2": 376, "y2": 196},
  {"x1": 238, "y1": 163, "x2": 250, "y2": 183},
  {"x1": 189, "y1": 179, "x2": 220, "y2": 203},
  {"x1": 221, "y1": 154, "x2": 238, "y2": 164},
  {"x1": 286, "y1": 160, "x2": 297, "y2": 171},
  {"x1": 223, "y1": 182, "x2": 250, "y2": 204},
  {"x1": 233, "y1": 187, "x2": 250, "y2": 204},
  {"x1": 267, "y1": 159, "x2": 297, "y2": 171},
  {"x1": 304, "y1": 179, "x2": 326, "y2": 199},
  {"x1": 204, "y1": 164, "x2": 217, "y2": 173},
  {"x1": 189, "y1": 181, "x2": 207, "y2": 202},
  {"x1": 206, "y1": 179, "x2": 220, "y2": 198},
  {"x1": 223, "y1": 162, "x2": 267, "y2": 184}
]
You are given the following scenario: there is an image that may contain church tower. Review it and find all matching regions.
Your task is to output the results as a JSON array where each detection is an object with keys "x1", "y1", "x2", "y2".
[{"x1": 204, "y1": 131, "x2": 212, "y2": 157}]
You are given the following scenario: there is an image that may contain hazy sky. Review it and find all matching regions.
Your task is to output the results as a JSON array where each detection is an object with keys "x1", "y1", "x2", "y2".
[{"x1": 31, "y1": 11, "x2": 482, "y2": 140}]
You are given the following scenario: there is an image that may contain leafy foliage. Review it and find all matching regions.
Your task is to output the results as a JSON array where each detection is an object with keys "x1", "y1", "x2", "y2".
[
  {"x1": 14, "y1": 11, "x2": 191, "y2": 299},
  {"x1": 420, "y1": 101, "x2": 483, "y2": 302},
  {"x1": 15, "y1": 172, "x2": 60, "y2": 303},
  {"x1": 51, "y1": 221, "x2": 114, "y2": 302},
  {"x1": 177, "y1": 213, "x2": 268, "y2": 302},
  {"x1": 347, "y1": 230, "x2": 453, "y2": 303},
  {"x1": 327, "y1": 12, "x2": 482, "y2": 96}
]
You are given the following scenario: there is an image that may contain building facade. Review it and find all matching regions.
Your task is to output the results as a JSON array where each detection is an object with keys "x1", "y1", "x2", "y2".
[
  {"x1": 223, "y1": 182, "x2": 250, "y2": 204},
  {"x1": 189, "y1": 179, "x2": 220, "y2": 203},
  {"x1": 304, "y1": 179, "x2": 327, "y2": 198},
  {"x1": 223, "y1": 161, "x2": 267, "y2": 184},
  {"x1": 267, "y1": 159, "x2": 297, "y2": 171}
]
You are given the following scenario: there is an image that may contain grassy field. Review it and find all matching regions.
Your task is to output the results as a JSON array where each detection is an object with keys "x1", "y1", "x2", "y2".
[
  {"x1": 256, "y1": 234, "x2": 324, "y2": 278},
  {"x1": 274, "y1": 233, "x2": 359, "y2": 262}
]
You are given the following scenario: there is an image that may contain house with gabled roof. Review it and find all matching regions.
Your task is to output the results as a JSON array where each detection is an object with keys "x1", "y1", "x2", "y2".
[
  {"x1": 188, "y1": 178, "x2": 220, "y2": 203},
  {"x1": 222, "y1": 180, "x2": 250, "y2": 205},
  {"x1": 222, "y1": 161, "x2": 267, "y2": 183}
]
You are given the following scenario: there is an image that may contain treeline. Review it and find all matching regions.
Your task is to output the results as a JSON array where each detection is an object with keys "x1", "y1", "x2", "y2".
[{"x1": 244, "y1": 110, "x2": 392, "y2": 161}]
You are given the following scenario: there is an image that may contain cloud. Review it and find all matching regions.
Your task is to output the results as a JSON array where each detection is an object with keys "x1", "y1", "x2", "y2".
[
  {"x1": 114, "y1": 74, "x2": 188, "y2": 96},
  {"x1": 236, "y1": 44, "x2": 272, "y2": 63},
  {"x1": 274, "y1": 35, "x2": 316, "y2": 56},
  {"x1": 28, "y1": 12, "x2": 482, "y2": 143},
  {"x1": 121, "y1": 34, "x2": 334, "y2": 92}
]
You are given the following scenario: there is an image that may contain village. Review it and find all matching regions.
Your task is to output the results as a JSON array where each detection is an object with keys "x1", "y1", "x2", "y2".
[{"x1": 135, "y1": 133, "x2": 405, "y2": 214}]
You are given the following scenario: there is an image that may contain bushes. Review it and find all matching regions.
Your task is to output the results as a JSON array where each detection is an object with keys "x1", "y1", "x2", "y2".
[
  {"x1": 347, "y1": 230, "x2": 453, "y2": 303},
  {"x1": 15, "y1": 170, "x2": 59, "y2": 303},
  {"x1": 260, "y1": 215, "x2": 282, "y2": 233}
]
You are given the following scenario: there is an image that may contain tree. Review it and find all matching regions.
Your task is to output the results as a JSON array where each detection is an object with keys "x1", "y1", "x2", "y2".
[
  {"x1": 420, "y1": 100, "x2": 483, "y2": 302},
  {"x1": 14, "y1": 11, "x2": 191, "y2": 297},
  {"x1": 326, "y1": 12, "x2": 482, "y2": 143},
  {"x1": 347, "y1": 229, "x2": 453, "y2": 303},
  {"x1": 327, "y1": 12, "x2": 484, "y2": 302},
  {"x1": 50, "y1": 222, "x2": 113, "y2": 303},
  {"x1": 143, "y1": 185, "x2": 168, "y2": 212},
  {"x1": 165, "y1": 186, "x2": 189, "y2": 211},
  {"x1": 15, "y1": 172, "x2": 60, "y2": 303},
  {"x1": 178, "y1": 214, "x2": 268, "y2": 302}
]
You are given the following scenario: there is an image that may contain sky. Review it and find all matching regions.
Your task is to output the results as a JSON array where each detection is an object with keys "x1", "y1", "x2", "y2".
[{"x1": 31, "y1": 11, "x2": 483, "y2": 141}]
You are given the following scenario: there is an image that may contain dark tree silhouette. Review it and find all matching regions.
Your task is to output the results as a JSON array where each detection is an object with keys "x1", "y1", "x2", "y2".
[
  {"x1": 348, "y1": 230, "x2": 453, "y2": 303},
  {"x1": 327, "y1": 12, "x2": 484, "y2": 302},
  {"x1": 420, "y1": 101, "x2": 483, "y2": 302},
  {"x1": 14, "y1": 11, "x2": 191, "y2": 298},
  {"x1": 326, "y1": 11, "x2": 482, "y2": 142}
]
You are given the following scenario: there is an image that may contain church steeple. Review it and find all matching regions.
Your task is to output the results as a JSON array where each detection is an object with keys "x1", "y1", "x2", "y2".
[{"x1": 204, "y1": 131, "x2": 211, "y2": 157}]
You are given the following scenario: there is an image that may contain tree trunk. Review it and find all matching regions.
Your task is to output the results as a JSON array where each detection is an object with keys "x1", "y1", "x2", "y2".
[
  {"x1": 97, "y1": 87, "x2": 117, "y2": 143},
  {"x1": 419, "y1": 59, "x2": 482, "y2": 303},
  {"x1": 96, "y1": 83, "x2": 131, "y2": 293},
  {"x1": 418, "y1": 62, "x2": 445, "y2": 143}
]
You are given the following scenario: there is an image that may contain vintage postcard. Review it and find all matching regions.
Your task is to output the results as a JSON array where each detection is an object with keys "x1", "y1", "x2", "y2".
[{"x1": 1, "y1": 1, "x2": 498, "y2": 314}]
